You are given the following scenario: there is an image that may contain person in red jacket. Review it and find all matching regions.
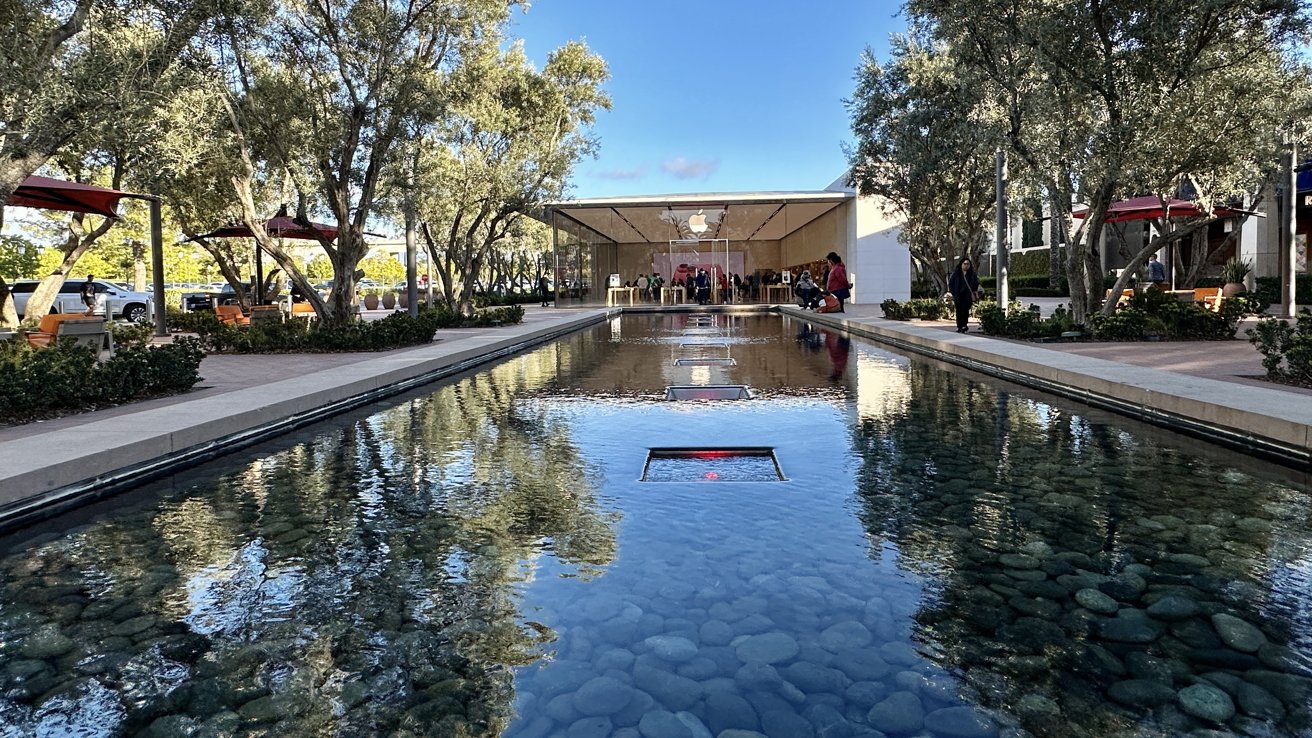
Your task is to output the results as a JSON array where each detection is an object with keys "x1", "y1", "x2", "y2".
[{"x1": 824, "y1": 252, "x2": 850, "y2": 312}]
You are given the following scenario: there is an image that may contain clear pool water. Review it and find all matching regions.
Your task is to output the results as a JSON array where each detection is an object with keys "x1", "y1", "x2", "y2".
[{"x1": 0, "y1": 314, "x2": 1309, "y2": 737}]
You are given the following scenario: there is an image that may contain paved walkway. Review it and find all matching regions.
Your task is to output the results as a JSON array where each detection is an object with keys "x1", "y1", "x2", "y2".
[{"x1": 1, "y1": 301, "x2": 1308, "y2": 528}]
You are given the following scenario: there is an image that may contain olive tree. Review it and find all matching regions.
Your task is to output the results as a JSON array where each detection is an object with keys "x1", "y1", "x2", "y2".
[
  {"x1": 224, "y1": 0, "x2": 514, "y2": 323},
  {"x1": 416, "y1": 40, "x2": 609, "y2": 307},
  {"x1": 846, "y1": 33, "x2": 1001, "y2": 294},
  {"x1": 909, "y1": 0, "x2": 1310, "y2": 321}
]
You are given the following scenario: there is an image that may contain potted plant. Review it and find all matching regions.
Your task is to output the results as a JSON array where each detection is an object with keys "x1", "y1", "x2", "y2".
[
  {"x1": 363, "y1": 291, "x2": 380, "y2": 310},
  {"x1": 1220, "y1": 257, "x2": 1251, "y2": 297},
  {"x1": 381, "y1": 290, "x2": 397, "y2": 310}
]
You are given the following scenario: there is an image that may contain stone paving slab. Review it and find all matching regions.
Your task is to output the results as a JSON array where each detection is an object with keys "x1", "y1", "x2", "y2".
[
  {"x1": 783, "y1": 305, "x2": 1312, "y2": 466},
  {"x1": 0, "y1": 307, "x2": 611, "y2": 519}
]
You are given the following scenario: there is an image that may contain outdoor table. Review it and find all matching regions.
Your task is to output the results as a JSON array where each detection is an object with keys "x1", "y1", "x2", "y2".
[
  {"x1": 607, "y1": 286, "x2": 638, "y2": 306},
  {"x1": 765, "y1": 284, "x2": 793, "y2": 303},
  {"x1": 661, "y1": 286, "x2": 686, "y2": 305}
]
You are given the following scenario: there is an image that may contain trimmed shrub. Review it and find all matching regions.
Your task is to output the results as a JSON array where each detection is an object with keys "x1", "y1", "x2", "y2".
[
  {"x1": 880, "y1": 299, "x2": 914, "y2": 320},
  {"x1": 0, "y1": 337, "x2": 203, "y2": 422},
  {"x1": 194, "y1": 305, "x2": 525, "y2": 354},
  {"x1": 1247, "y1": 310, "x2": 1312, "y2": 384}
]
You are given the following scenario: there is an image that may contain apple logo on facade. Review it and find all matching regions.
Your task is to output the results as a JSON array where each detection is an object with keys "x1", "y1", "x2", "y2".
[{"x1": 688, "y1": 209, "x2": 708, "y2": 235}]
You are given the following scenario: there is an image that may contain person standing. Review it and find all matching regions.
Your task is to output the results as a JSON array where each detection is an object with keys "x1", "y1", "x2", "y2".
[
  {"x1": 947, "y1": 256, "x2": 982, "y2": 333},
  {"x1": 80, "y1": 275, "x2": 98, "y2": 316},
  {"x1": 1147, "y1": 254, "x2": 1166, "y2": 290},
  {"x1": 538, "y1": 275, "x2": 551, "y2": 307},
  {"x1": 824, "y1": 252, "x2": 850, "y2": 313},
  {"x1": 694, "y1": 269, "x2": 711, "y2": 305},
  {"x1": 636, "y1": 273, "x2": 649, "y2": 301}
]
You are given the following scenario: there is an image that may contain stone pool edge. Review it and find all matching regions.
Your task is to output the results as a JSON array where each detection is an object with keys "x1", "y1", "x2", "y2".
[
  {"x1": 780, "y1": 307, "x2": 1312, "y2": 469},
  {"x1": 0, "y1": 308, "x2": 617, "y2": 531}
]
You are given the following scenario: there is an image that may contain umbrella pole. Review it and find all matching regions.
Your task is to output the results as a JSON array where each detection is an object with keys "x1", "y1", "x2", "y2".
[
  {"x1": 150, "y1": 196, "x2": 167, "y2": 337},
  {"x1": 255, "y1": 242, "x2": 264, "y2": 305}
]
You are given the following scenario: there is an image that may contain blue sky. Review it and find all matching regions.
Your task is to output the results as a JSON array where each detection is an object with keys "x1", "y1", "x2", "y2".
[{"x1": 511, "y1": 1, "x2": 906, "y2": 199}]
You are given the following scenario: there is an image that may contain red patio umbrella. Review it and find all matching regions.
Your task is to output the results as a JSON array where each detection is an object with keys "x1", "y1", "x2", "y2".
[
  {"x1": 187, "y1": 215, "x2": 340, "y2": 242},
  {"x1": 1073, "y1": 196, "x2": 1251, "y2": 224},
  {"x1": 5, "y1": 175, "x2": 146, "y2": 218},
  {"x1": 4, "y1": 175, "x2": 167, "y2": 335}
]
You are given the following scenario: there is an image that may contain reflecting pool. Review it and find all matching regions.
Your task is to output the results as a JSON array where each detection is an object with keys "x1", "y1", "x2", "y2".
[{"x1": 0, "y1": 314, "x2": 1309, "y2": 737}]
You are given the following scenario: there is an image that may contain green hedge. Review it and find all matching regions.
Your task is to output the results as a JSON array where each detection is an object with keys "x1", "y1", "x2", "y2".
[
  {"x1": 193, "y1": 305, "x2": 525, "y2": 354},
  {"x1": 1086, "y1": 291, "x2": 1254, "y2": 341},
  {"x1": 880, "y1": 298, "x2": 947, "y2": 320},
  {"x1": 0, "y1": 337, "x2": 204, "y2": 422}
]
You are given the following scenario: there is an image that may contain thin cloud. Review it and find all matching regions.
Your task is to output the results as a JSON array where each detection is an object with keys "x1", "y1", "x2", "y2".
[
  {"x1": 592, "y1": 166, "x2": 648, "y2": 181},
  {"x1": 662, "y1": 157, "x2": 718, "y2": 180}
]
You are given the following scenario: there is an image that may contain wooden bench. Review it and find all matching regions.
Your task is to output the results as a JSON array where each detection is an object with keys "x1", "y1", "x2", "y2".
[
  {"x1": 289, "y1": 302, "x2": 317, "y2": 320},
  {"x1": 25, "y1": 314, "x2": 110, "y2": 355}
]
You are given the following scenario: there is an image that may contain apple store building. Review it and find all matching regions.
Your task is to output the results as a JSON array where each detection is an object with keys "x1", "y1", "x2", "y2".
[{"x1": 539, "y1": 176, "x2": 911, "y2": 307}]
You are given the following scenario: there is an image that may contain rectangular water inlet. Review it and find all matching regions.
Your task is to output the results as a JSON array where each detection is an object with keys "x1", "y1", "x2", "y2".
[
  {"x1": 665, "y1": 384, "x2": 752, "y2": 400},
  {"x1": 642, "y1": 447, "x2": 785, "y2": 482},
  {"x1": 674, "y1": 357, "x2": 737, "y2": 367}
]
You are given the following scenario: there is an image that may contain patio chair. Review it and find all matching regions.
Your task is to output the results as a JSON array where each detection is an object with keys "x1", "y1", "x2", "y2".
[
  {"x1": 26, "y1": 315, "x2": 111, "y2": 357},
  {"x1": 215, "y1": 304, "x2": 249, "y2": 326}
]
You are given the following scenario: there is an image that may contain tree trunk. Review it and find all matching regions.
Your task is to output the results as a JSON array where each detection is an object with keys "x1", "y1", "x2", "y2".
[
  {"x1": 132, "y1": 239, "x2": 147, "y2": 291},
  {"x1": 1047, "y1": 192, "x2": 1063, "y2": 290},
  {"x1": 0, "y1": 279, "x2": 16, "y2": 328},
  {"x1": 23, "y1": 213, "x2": 114, "y2": 321}
]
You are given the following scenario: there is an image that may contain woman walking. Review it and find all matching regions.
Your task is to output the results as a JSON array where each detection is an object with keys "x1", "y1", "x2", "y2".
[
  {"x1": 824, "y1": 252, "x2": 850, "y2": 313},
  {"x1": 947, "y1": 256, "x2": 981, "y2": 333}
]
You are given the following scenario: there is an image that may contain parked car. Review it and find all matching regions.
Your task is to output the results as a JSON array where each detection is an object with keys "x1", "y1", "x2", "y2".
[{"x1": 8, "y1": 279, "x2": 155, "y2": 322}]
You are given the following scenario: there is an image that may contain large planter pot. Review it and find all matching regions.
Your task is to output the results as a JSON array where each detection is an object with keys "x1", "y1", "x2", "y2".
[
  {"x1": 1222, "y1": 282, "x2": 1247, "y2": 298},
  {"x1": 363, "y1": 293, "x2": 380, "y2": 310},
  {"x1": 381, "y1": 291, "x2": 397, "y2": 310},
  {"x1": 397, "y1": 291, "x2": 408, "y2": 309}
]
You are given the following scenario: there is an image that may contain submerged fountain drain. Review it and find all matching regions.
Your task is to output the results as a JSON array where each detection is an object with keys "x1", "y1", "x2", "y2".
[
  {"x1": 674, "y1": 357, "x2": 737, "y2": 366},
  {"x1": 641, "y1": 447, "x2": 785, "y2": 482},
  {"x1": 665, "y1": 384, "x2": 752, "y2": 400}
]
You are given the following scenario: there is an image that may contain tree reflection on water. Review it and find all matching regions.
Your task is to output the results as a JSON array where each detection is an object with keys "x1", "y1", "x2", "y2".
[
  {"x1": 0, "y1": 338, "x2": 617, "y2": 736},
  {"x1": 850, "y1": 363, "x2": 1312, "y2": 737}
]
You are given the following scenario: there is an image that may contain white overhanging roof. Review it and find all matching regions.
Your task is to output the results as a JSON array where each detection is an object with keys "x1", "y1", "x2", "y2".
[{"x1": 542, "y1": 190, "x2": 852, "y2": 244}]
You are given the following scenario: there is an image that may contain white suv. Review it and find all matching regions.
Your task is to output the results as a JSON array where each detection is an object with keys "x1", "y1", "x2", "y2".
[{"x1": 8, "y1": 279, "x2": 155, "y2": 323}]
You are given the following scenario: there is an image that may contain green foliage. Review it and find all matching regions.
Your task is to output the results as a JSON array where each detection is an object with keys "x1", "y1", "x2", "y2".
[
  {"x1": 1089, "y1": 307, "x2": 1148, "y2": 341},
  {"x1": 1254, "y1": 275, "x2": 1312, "y2": 306},
  {"x1": 880, "y1": 299, "x2": 914, "y2": 320},
  {"x1": 107, "y1": 321, "x2": 154, "y2": 349},
  {"x1": 1088, "y1": 291, "x2": 1248, "y2": 341},
  {"x1": 846, "y1": 35, "x2": 998, "y2": 293},
  {"x1": 1247, "y1": 310, "x2": 1312, "y2": 384},
  {"x1": 1219, "y1": 257, "x2": 1252, "y2": 284},
  {"x1": 1007, "y1": 248, "x2": 1062, "y2": 277},
  {"x1": 360, "y1": 253, "x2": 406, "y2": 285},
  {"x1": 0, "y1": 337, "x2": 203, "y2": 422},
  {"x1": 976, "y1": 302, "x2": 1064, "y2": 338},
  {"x1": 0, "y1": 236, "x2": 42, "y2": 280},
  {"x1": 166, "y1": 307, "x2": 224, "y2": 334},
  {"x1": 192, "y1": 305, "x2": 524, "y2": 353}
]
